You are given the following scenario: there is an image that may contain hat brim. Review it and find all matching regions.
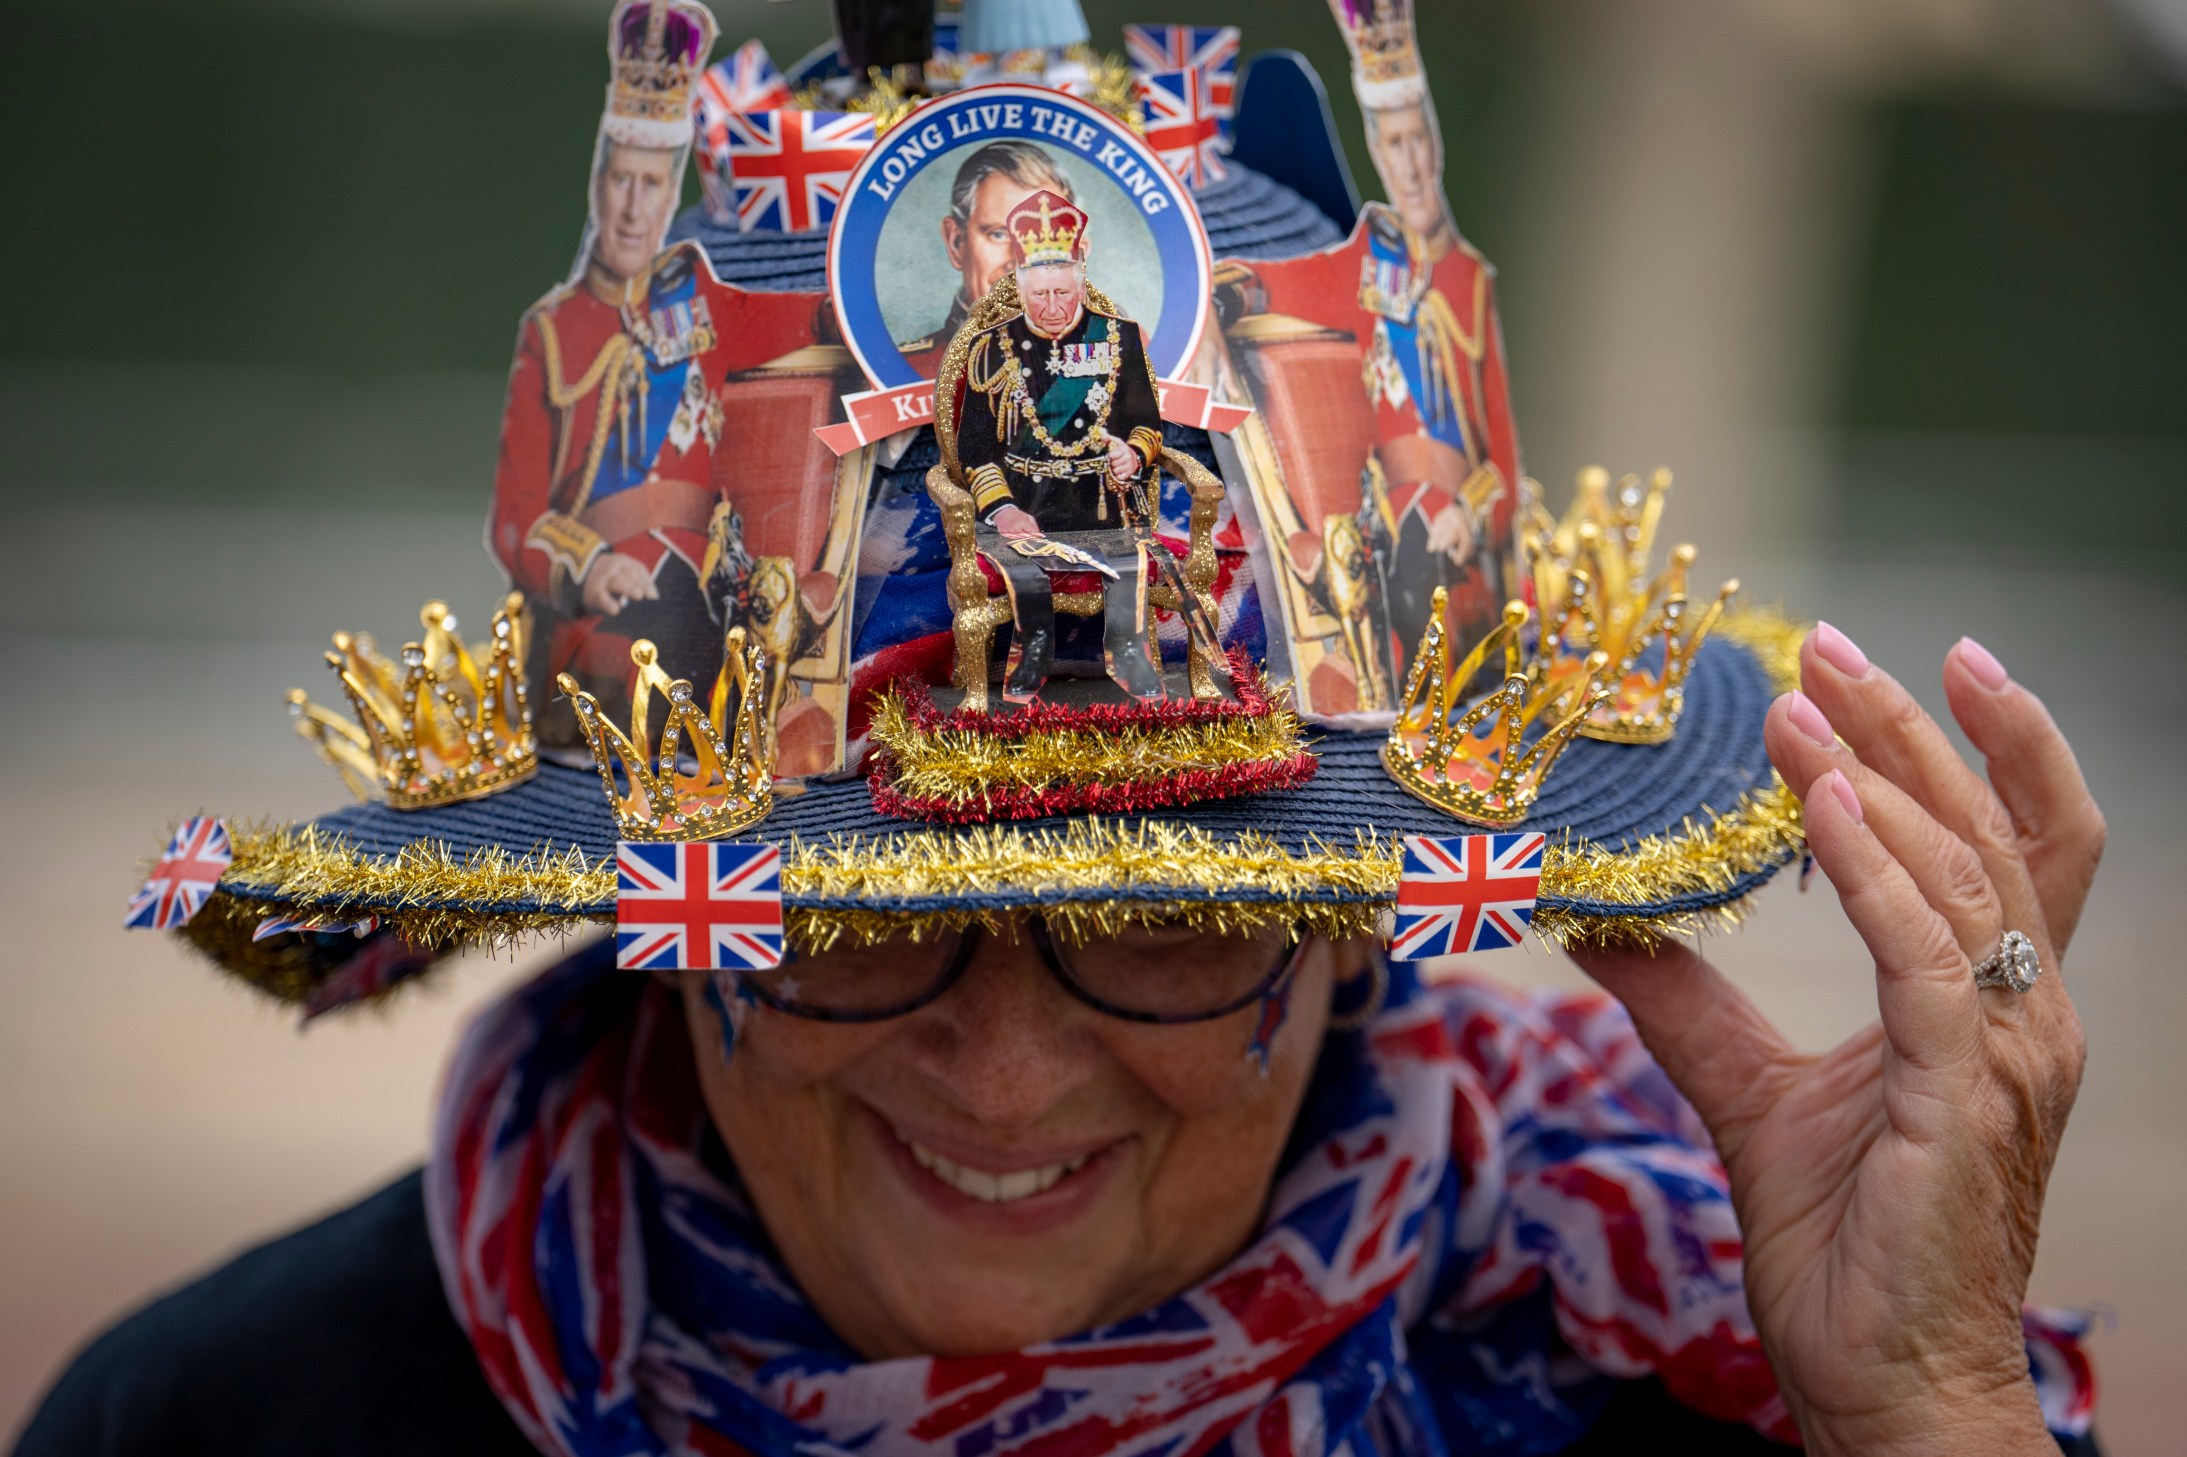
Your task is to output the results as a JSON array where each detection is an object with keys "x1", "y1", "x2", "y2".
[{"x1": 177, "y1": 613, "x2": 1807, "y2": 1000}]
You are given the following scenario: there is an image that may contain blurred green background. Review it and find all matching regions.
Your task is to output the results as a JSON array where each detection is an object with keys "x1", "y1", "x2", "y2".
[{"x1": 3, "y1": 0, "x2": 2180, "y2": 578}]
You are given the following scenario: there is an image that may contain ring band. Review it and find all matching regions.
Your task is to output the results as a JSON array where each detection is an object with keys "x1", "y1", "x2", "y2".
[{"x1": 1973, "y1": 930, "x2": 2043, "y2": 993}]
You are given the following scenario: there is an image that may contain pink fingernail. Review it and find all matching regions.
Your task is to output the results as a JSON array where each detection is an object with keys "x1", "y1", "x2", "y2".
[
  {"x1": 1824, "y1": 769, "x2": 1864, "y2": 824},
  {"x1": 1784, "y1": 691, "x2": 1835, "y2": 747},
  {"x1": 1812, "y1": 622, "x2": 1871, "y2": 678},
  {"x1": 1955, "y1": 636, "x2": 2009, "y2": 691}
]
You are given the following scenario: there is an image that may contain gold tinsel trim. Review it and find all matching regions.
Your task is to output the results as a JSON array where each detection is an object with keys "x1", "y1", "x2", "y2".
[
  {"x1": 182, "y1": 612, "x2": 1812, "y2": 994},
  {"x1": 868, "y1": 689, "x2": 1311, "y2": 800}
]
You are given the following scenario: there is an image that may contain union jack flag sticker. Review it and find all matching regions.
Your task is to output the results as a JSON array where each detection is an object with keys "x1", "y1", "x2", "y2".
[
  {"x1": 694, "y1": 39, "x2": 793, "y2": 220},
  {"x1": 1137, "y1": 68, "x2": 1229, "y2": 189},
  {"x1": 1123, "y1": 23, "x2": 1240, "y2": 125},
  {"x1": 616, "y1": 842, "x2": 784, "y2": 972},
  {"x1": 1389, "y1": 832, "x2": 1545, "y2": 960},
  {"x1": 722, "y1": 109, "x2": 876, "y2": 234},
  {"x1": 124, "y1": 817, "x2": 232, "y2": 931}
]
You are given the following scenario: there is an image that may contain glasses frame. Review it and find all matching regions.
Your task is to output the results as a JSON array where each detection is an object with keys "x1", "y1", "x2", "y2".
[{"x1": 734, "y1": 917, "x2": 1308, "y2": 1026}]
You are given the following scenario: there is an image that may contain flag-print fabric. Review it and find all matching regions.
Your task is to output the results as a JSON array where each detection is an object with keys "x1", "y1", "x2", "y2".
[
  {"x1": 300, "y1": 929, "x2": 436, "y2": 1023},
  {"x1": 720, "y1": 109, "x2": 875, "y2": 233},
  {"x1": 427, "y1": 944, "x2": 2096, "y2": 1456},
  {"x1": 694, "y1": 40, "x2": 792, "y2": 221},
  {"x1": 123, "y1": 817, "x2": 231, "y2": 930},
  {"x1": 253, "y1": 912, "x2": 380, "y2": 942},
  {"x1": 1138, "y1": 67, "x2": 1229, "y2": 189},
  {"x1": 1124, "y1": 23, "x2": 1240, "y2": 134},
  {"x1": 1390, "y1": 832, "x2": 1545, "y2": 959},
  {"x1": 616, "y1": 841, "x2": 784, "y2": 972}
]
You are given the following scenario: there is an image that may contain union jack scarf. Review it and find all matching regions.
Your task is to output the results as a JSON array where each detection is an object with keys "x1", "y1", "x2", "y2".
[{"x1": 426, "y1": 941, "x2": 2096, "y2": 1456}]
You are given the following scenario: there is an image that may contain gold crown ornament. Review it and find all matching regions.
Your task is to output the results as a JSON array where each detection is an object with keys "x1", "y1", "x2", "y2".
[
  {"x1": 558, "y1": 627, "x2": 774, "y2": 841},
  {"x1": 601, "y1": 0, "x2": 719, "y2": 150},
  {"x1": 1383, "y1": 591, "x2": 1610, "y2": 828},
  {"x1": 288, "y1": 594, "x2": 538, "y2": 810},
  {"x1": 1521, "y1": 467, "x2": 1739, "y2": 746},
  {"x1": 1325, "y1": 0, "x2": 1425, "y2": 109}
]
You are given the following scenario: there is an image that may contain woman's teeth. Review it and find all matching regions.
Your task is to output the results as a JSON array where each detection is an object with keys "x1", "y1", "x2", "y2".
[{"x1": 905, "y1": 1139, "x2": 1090, "y2": 1203}]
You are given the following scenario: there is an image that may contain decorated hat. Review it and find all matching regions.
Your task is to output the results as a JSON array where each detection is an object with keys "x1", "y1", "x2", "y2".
[{"x1": 129, "y1": 3, "x2": 1809, "y2": 1016}]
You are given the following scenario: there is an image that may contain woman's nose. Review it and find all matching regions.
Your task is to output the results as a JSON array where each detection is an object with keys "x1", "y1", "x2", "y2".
[{"x1": 911, "y1": 933, "x2": 1090, "y2": 1130}]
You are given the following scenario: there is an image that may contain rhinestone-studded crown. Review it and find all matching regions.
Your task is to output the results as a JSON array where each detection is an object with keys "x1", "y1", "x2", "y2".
[
  {"x1": 288, "y1": 594, "x2": 537, "y2": 810},
  {"x1": 1521, "y1": 467, "x2": 1738, "y2": 746},
  {"x1": 558, "y1": 627, "x2": 774, "y2": 841},
  {"x1": 1382, "y1": 590, "x2": 1609, "y2": 828},
  {"x1": 603, "y1": 0, "x2": 717, "y2": 147}
]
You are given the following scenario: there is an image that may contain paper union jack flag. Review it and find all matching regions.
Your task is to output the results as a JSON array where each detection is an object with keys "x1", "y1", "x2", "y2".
[
  {"x1": 616, "y1": 842, "x2": 784, "y2": 972},
  {"x1": 301, "y1": 930, "x2": 436, "y2": 1023},
  {"x1": 1389, "y1": 831, "x2": 1545, "y2": 959},
  {"x1": 124, "y1": 817, "x2": 232, "y2": 931},
  {"x1": 1138, "y1": 67, "x2": 1229, "y2": 189},
  {"x1": 721, "y1": 109, "x2": 875, "y2": 234},
  {"x1": 699, "y1": 39, "x2": 791, "y2": 119},
  {"x1": 694, "y1": 40, "x2": 792, "y2": 220},
  {"x1": 1124, "y1": 23, "x2": 1240, "y2": 124}
]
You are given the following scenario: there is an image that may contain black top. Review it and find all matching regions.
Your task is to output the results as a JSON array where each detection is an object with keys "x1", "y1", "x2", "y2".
[
  {"x1": 13, "y1": 1171, "x2": 2086, "y2": 1457},
  {"x1": 954, "y1": 305, "x2": 1165, "y2": 532}
]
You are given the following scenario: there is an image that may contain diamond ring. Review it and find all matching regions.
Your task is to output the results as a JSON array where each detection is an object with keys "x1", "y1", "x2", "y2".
[{"x1": 1972, "y1": 930, "x2": 2044, "y2": 993}]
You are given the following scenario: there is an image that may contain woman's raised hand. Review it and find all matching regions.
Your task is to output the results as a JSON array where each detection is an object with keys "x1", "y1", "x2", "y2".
[{"x1": 1570, "y1": 626, "x2": 2101, "y2": 1456}]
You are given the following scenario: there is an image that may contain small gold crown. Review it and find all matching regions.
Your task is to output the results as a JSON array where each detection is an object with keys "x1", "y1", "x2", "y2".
[
  {"x1": 1521, "y1": 467, "x2": 1738, "y2": 745},
  {"x1": 1382, "y1": 590, "x2": 1610, "y2": 828},
  {"x1": 288, "y1": 594, "x2": 537, "y2": 810},
  {"x1": 558, "y1": 627, "x2": 774, "y2": 841}
]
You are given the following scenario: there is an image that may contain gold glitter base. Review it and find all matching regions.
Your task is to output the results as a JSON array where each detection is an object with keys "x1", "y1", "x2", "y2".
[{"x1": 172, "y1": 612, "x2": 1809, "y2": 1004}]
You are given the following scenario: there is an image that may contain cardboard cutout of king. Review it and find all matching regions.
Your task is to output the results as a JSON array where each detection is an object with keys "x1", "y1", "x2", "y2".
[
  {"x1": 1207, "y1": 0, "x2": 1520, "y2": 719},
  {"x1": 485, "y1": 0, "x2": 832, "y2": 747},
  {"x1": 946, "y1": 190, "x2": 1170, "y2": 703}
]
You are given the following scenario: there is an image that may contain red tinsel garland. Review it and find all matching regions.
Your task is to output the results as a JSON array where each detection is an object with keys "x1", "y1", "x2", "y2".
[{"x1": 880, "y1": 648, "x2": 1275, "y2": 742}]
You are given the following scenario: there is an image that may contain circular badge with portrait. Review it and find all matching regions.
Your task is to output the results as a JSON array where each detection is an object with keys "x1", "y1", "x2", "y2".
[{"x1": 827, "y1": 84, "x2": 1213, "y2": 391}]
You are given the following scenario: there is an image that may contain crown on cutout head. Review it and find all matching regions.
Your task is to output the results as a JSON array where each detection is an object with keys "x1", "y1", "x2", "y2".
[
  {"x1": 558, "y1": 628, "x2": 774, "y2": 841},
  {"x1": 1325, "y1": 0, "x2": 1425, "y2": 109},
  {"x1": 288, "y1": 594, "x2": 538, "y2": 810},
  {"x1": 603, "y1": 0, "x2": 719, "y2": 150},
  {"x1": 1008, "y1": 190, "x2": 1090, "y2": 269},
  {"x1": 1521, "y1": 467, "x2": 1739, "y2": 745},
  {"x1": 1382, "y1": 591, "x2": 1611, "y2": 828}
]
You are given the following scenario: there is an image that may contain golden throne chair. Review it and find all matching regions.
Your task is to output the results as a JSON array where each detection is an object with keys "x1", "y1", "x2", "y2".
[{"x1": 925, "y1": 276, "x2": 1229, "y2": 715}]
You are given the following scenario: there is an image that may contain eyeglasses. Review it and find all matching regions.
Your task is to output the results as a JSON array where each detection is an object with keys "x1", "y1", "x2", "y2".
[{"x1": 736, "y1": 918, "x2": 1305, "y2": 1025}]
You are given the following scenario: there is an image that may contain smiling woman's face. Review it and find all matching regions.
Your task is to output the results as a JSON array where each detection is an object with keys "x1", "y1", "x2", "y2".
[{"x1": 678, "y1": 928, "x2": 1350, "y2": 1356}]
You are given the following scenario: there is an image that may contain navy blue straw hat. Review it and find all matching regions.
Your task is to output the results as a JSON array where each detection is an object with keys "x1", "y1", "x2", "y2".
[{"x1": 144, "y1": 46, "x2": 1810, "y2": 1005}]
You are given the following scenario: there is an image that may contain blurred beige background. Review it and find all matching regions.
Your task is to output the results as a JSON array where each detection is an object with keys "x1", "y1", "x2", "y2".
[{"x1": 3, "y1": 0, "x2": 2181, "y2": 1450}]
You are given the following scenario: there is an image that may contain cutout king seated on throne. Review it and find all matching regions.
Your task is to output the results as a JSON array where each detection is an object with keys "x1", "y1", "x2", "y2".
[
  {"x1": 946, "y1": 189, "x2": 1176, "y2": 706},
  {"x1": 868, "y1": 189, "x2": 1316, "y2": 823}
]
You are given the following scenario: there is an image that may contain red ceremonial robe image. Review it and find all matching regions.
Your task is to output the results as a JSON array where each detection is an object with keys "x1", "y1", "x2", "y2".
[
  {"x1": 1214, "y1": 202, "x2": 1521, "y2": 720},
  {"x1": 487, "y1": 240, "x2": 872, "y2": 776}
]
